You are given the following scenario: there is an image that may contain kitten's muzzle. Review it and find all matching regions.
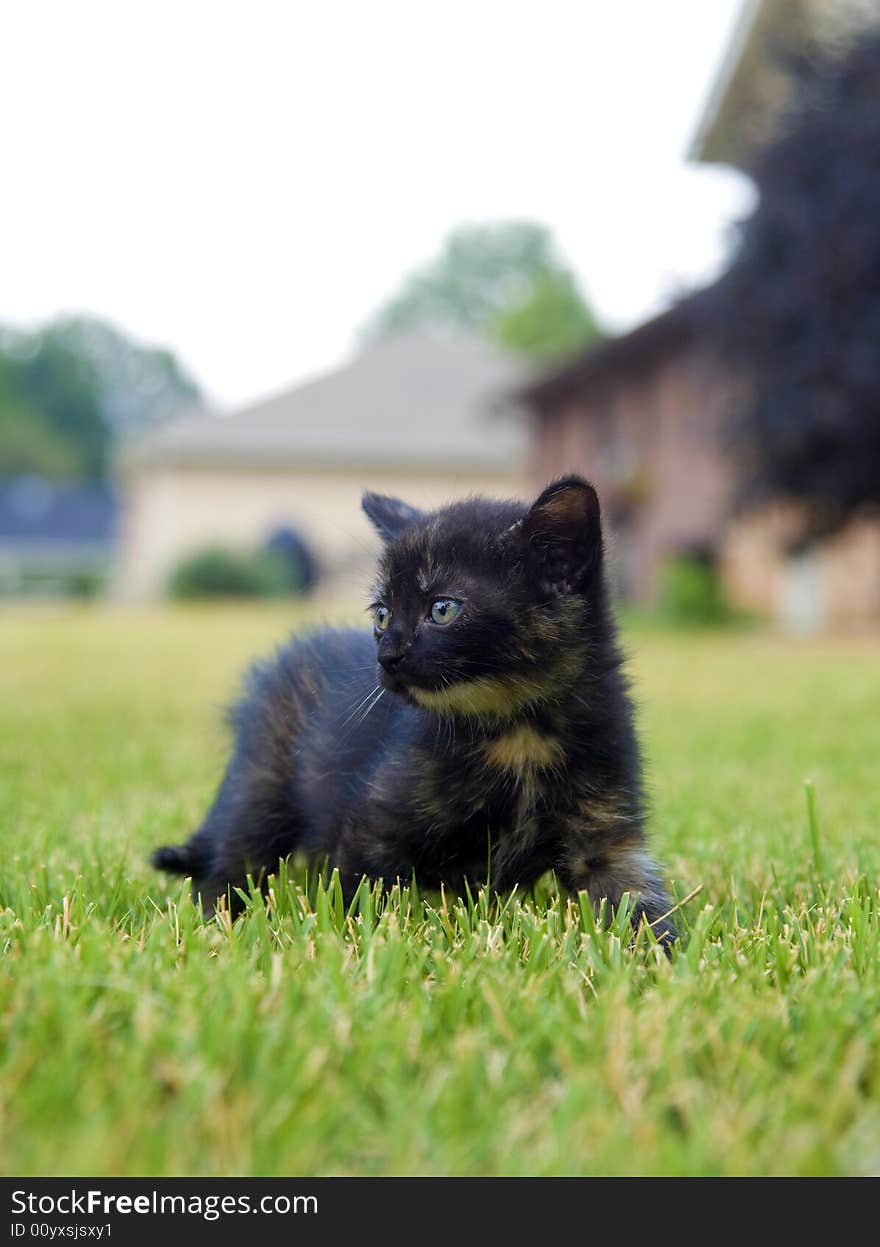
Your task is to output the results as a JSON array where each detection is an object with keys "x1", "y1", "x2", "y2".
[{"x1": 378, "y1": 636, "x2": 411, "y2": 674}]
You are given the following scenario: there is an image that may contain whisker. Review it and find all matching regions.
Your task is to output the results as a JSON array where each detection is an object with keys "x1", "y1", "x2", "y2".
[
  {"x1": 337, "y1": 684, "x2": 381, "y2": 730},
  {"x1": 352, "y1": 686, "x2": 385, "y2": 731}
]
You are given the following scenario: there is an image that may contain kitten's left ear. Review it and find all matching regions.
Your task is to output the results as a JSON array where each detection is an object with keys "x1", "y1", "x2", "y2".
[
  {"x1": 508, "y1": 476, "x2": 603, "y2": 594},
  {"x1": 362, "y1": 491, "x2": 426, "y2": 542}
]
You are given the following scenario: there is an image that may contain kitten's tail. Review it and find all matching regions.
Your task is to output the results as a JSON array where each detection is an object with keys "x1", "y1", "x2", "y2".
[{"x1": 151, "y1": 842, "x2": 208, "y2": 878}]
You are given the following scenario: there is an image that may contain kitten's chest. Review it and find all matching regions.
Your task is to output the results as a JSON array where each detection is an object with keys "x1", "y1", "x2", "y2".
[
  {"x1": 428, "y1": 721, "x2": 566, "y2": 824},
  {"x1": 404, "y1": 729, "x2": 564, "y2": 888},
  {"x1": 479, "y1": 723, "x2": 565, "y2": 798}
]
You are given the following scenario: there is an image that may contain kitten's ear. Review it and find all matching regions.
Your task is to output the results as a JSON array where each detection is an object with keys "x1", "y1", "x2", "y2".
[
  {"x1": 362, "y1": 491, "x2": 426, "y2": 542},
  {"x1": 508, "y1": 476, "x2": 603, "y2": 594}
]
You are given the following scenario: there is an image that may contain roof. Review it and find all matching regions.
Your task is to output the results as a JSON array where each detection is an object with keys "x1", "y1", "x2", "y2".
[
  {"x1": 0, "y1": 477, "x2": 118, "y2": 546},
  {"x1": 122, "y1": 332, "x2": 528, "y2": 474},
  {"x1": 690, "y1": 0, "x2": 869, "y2": 168},
  {"x1": 515, "y1": 296, "x2": 705, "y2": 412}
]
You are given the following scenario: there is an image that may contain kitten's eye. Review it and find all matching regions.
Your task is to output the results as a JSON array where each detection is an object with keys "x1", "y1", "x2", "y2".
[
  {"x1": 428, "y1": 598, "x2": 463, "y2": 625},
  {"x1": 374, "y1": 605, "x2": 391, "y2": 633}
]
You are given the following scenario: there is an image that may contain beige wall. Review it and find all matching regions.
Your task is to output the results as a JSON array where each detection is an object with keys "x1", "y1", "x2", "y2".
[
  {"x1": 115, "y1": 462, "x2": 528, "y2": 600},
  {"x1": 722, "y1": 506, "x2": 880, "y2": 629}
]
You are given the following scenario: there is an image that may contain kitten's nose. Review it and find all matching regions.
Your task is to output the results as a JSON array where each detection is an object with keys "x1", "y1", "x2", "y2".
[{"x1": 379, "y1": 650, "x2": 405, "y2": 673}]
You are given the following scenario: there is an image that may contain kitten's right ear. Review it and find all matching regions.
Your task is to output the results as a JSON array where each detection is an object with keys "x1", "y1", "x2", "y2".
[
  {"x1": 362, "y1": 491, "x2": 426, "y2": 542},
  {"x1": 507, "y1": 476, "x2": 603, "y2": 594}
]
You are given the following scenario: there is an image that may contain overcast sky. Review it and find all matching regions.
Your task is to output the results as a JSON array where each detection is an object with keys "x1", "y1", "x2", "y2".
[{"x1": 2, "y1": 0, "x2": 752, "y2": 408}]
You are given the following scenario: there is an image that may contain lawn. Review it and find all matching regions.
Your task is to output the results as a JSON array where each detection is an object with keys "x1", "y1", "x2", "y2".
[{"x1": 1, "y1": 604, "x2": 879, "y2": 1176}]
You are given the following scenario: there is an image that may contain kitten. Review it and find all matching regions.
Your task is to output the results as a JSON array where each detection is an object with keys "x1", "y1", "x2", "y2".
[{"x1": 153, "y1": 476, "x2": 675, "y2": 946}]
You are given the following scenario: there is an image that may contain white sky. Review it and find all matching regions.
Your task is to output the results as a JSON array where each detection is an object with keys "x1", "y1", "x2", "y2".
[{"x1": 2, "y1": 0, "x2": 753, "y2": 408}]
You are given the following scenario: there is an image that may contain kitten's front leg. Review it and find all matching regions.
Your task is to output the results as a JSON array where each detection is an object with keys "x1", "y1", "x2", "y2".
[
  {"x1": 555, "y1": 806, "x2": 675, "y2": 949},
  {"x1": 331, "y1": 811, "x2": 417, "y2": 906}
]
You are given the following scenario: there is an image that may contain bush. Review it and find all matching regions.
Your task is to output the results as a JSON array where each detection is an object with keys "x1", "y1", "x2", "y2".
[
  {"x1": 166, "y1": 546, "x2": 297, "y2": 600},
  {"x1": 656, "y1": 554, "x2": 739, "y2": 627},
  {"x1": 0, "y1": 560, "x2": 108, "y2": 599},
  {"x1": 66, "y1": 567, "x2": 106, "y2": 599}
]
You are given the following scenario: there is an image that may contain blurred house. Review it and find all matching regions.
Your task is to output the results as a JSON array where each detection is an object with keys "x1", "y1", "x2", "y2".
[
  {"x1": 690, "y1": 0, "x2": 872, "y2": 167},
  {"x1": 0, "y1": 476, "x2": 118, "y2": 596},
  {"x1": 116, "y1": 332, "x2": 527, "y2": 599},
  {"x1": 518, "y1": 294, "x2": 736, "y2": 603},
  {"x1": 516, "y1": 0, "x2": 880, "y2": 629}
]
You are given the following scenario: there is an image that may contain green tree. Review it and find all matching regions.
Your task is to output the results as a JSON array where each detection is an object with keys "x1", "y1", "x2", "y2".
[
  {"x1": 706, "y1": 32, "x2": 880, "y2": 539},
  {"x1": 490, "y1": 269, "x2": 600, "y2": 362},
  {"x1": 48, "y1": 316, "x2": 201, "y2": 438},
  {"x1": 3, "y1": 324, "x2": 107, "y2": 479},
  {"x1": 0, "y1": 403, "x2": 82, "y2": 479},
  {"x1": 363, "y1": 221, "x2": 600, "y2": 361},
  {"x1": 0, "y1": 315, "x2": 201, "y2": 481}
]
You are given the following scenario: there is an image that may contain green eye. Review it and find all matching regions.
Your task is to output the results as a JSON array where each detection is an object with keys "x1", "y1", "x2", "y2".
[
  {"x1": 374, "y1": 604, "x2": 391, "y2": 632},
  {"x1": 428, "y1": 598, "x2": 463, "y2": 625}
]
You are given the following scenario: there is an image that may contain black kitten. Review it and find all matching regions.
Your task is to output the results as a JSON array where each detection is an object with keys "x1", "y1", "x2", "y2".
[{"x1": 153, "y1": 477, "x2": 675, "y2": 945}]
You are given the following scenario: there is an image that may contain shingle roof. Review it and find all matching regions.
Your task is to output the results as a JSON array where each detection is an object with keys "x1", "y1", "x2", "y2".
[
  {"x1": 689, "y1": 0, "x2": 868, "y2": 169},
  {"x1": 121, "y1": 332, "x2": 528, "y2": 473},
  {"x1": 514, "y1": 296, "x2": 706, "y2": 412}
]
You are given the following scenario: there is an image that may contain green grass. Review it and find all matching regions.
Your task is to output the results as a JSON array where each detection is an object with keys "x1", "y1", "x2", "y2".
[{"x1": 1, "y1": 603, "x2": 879, "y2": 1176}]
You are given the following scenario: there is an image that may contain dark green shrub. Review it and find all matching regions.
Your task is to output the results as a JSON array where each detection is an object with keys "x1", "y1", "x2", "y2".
[
  {"x1": 656, "y1": 554, "x2": 739, "y2": 627},
  {"x1": 166, "y1": 546, "x2": 296, "y2": 600},
  {"x1": 0, "y1": 560, "x2": 108, "y2": 599},
  {"x1": 66, "y1": 567, "x2": 106, "y2": 599}
]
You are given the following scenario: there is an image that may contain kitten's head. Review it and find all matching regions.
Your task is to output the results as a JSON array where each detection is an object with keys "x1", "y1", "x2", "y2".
[{"x1": 362, "y1": 476, "x2": 606, "y2": 718}]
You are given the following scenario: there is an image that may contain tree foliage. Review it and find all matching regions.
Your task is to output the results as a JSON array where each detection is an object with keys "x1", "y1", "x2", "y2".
[
  {"x1": 364, "y1": 221, "x2": 600, "y2": 361},
  {"x1": 490, "y1": 269, "x2": 600, "y2": 362},
  {"x1": 0, "y1": 316, "x2": 201, "y2": 481},
  {"x1": 709, "y1": 29, "x2": 880, "y2": 538}
]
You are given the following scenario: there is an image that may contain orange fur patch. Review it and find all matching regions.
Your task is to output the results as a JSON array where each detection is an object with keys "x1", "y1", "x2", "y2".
[{"x1": 483, "y1": 725, "x2": 564, "y2": 773}]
